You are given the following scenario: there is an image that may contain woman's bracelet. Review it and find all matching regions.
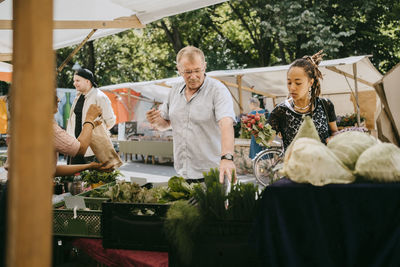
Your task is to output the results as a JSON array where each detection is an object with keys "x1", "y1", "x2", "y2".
[{"x1": 83, "y1": 121, "x2": 95, "y2": 129}]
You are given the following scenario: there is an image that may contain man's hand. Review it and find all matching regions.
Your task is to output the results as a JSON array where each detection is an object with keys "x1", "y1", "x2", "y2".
[
  {"x1": 146, "y1": 108, "x2": 171, "y2": 130},
  {"x1": 219, "y1": 159, "x2": 236, "y2": 184},
  {"x1": 146, "y1": 108, "x2": 161, "y2": 124},
  {"x1": 85, "y1": 104, "x2": 102, "y2": 122}
]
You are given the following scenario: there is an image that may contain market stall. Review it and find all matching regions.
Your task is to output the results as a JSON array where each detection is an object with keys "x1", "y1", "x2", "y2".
[{"x1": 1, "y1": 0, "x2": 230, "y2": 266}]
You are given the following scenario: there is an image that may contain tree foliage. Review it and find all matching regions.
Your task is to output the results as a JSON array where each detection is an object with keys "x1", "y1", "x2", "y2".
[{"x1": 56, "y1": 0, "x2": 400, "y2": 88}]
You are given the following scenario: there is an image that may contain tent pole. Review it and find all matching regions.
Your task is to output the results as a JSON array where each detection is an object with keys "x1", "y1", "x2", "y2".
[
  {"x1": 352, "y1": 63, "x2": 361, "y2": 126},
  {"x1": 128, "y1": 88, "x2": 132, "y2": 120},
  {"x1": 7, "y1": 0, "x2": 54, "y2": 266},
  {"x1": 56, "y1": 29, "x2": 98, "y2": 73},
  {"x1": 237, "y1": 75, "x2": 243, "y2": 113}
]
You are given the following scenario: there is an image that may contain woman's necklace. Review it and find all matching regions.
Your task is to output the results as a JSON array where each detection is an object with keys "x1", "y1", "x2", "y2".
[{"x1": 292, "y1": 99, "x2": 311, "y2": 111}]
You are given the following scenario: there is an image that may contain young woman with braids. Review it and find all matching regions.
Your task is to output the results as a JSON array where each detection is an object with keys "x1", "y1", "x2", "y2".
[{"x1": 268, "y1": 51, "x2": 338, "y2": 151}]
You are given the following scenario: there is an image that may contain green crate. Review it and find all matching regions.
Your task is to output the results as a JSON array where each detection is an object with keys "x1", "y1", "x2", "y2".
[
  {"x1": 52, "y1": 182, "x2": 113, "y2": 237},
  {"x1": 53, "y1": 209, "x2": 102, "y2": 238}
]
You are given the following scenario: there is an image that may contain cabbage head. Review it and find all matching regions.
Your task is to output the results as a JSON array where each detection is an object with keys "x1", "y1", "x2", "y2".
[
  {"x1": 327, "y1": 131, "x2": 377, "y2": 170},
  {"x1": 284, "y1": 137, "x2": 355, "y2": 186},
  {"x1": 284, "y1": 116, "x2": 321, "y2": 167},
  {"x1": 354, "y1": 143, "x2": 400, "y2": 182}
]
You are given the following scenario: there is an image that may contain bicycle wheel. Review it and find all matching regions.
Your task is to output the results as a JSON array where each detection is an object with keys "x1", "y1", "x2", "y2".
[{"x1": 252, "y1": 148, "x2": 284, "y2": 187}]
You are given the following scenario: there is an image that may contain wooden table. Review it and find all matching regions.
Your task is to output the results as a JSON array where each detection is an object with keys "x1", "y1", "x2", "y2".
[{"x1": 118, "y1": 140, "x2": 173, "y2": 164}]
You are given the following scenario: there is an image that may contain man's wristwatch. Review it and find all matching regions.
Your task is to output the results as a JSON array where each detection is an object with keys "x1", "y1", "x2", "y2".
[{"x1": 221, "y1": 153, "x2": 234, "y2": 161}]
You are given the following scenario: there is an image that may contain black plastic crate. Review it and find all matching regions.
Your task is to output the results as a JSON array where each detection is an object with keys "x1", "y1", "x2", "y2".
[
  {"x1": 169, "y1": 220, "x2": 259, "y2": 267},
  {"x1": 102, "y1": 202, "x2": 170, "y2": 251}
]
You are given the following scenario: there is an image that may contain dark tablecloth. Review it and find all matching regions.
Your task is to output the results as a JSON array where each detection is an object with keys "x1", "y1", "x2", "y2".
[{"x1": 251, "y1": 178, "x2": 400, "y2": 267}]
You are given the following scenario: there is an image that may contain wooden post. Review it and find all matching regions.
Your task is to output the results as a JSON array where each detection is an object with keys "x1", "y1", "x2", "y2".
[
  {"x1": 128, "y1": 88, "x2": 132, "y2": 120},
  {"x1": 237, "y1": 75, "x2": 243, "y2": 113},
  {"x1": 7, "y1": 1, "x2": 54, "y2": 267},
  {"x1": 352, "y1": 63, "x2": 361, "y2": 126}
]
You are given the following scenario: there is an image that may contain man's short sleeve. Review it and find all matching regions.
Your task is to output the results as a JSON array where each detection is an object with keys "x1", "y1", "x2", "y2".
[
  {"x1": 159, "y1": 86, "x2": 177, "y2": 121},
  {"x1": 213, "y1": 82, "x2": 236, "y2": 123},
  {"x1": 159, "y1": 102, "x2": 169, "y2": 121}
]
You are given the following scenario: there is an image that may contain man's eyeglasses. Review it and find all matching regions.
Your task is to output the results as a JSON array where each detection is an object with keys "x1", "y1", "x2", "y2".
[{"x1": 179, "y1": 68, "x2": 205, "y2": 76}]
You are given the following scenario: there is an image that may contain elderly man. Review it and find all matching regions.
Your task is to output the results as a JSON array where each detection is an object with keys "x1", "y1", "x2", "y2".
[
  {"x1": 66, "y1": 68, "x2": 116, "y2": 164},
  {"x1": 146, "y1": 46, "x2": 236, "y2": 183}
]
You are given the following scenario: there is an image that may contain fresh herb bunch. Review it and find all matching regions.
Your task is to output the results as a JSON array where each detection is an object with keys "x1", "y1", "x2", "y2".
[
  {"x1": 193, "y1": 168, "x2": 260, "y2": 221},
  {"x1": 165, "y1": 168, "x2": 260, "y2": 265},
  {"x1": 80, "y1": 169, "x2": 123, "y2": 185},
  {"x1": 164, "y1": 200, "x2": 202, "y2": 265},
  {"x1": 227, "y1": 182, "x2": 259, "y2": 221},
  {"x1": 240, "y1": 114, "x2": 275, "y2": 147},
  {"x1": 193, "y1": 168, "x2": 228, "y2": 220}
]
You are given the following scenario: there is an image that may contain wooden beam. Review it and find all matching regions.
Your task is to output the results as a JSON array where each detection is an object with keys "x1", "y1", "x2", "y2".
[
  {"x1": 325, "y1": 66, "x2": 374, "y2": 87},
  {"x1": 0, "y1": 53, "x2": 12, "y2": 62},
  {"x1": 155, "y1": 82, "x2": 172, "y2": 88},
  {"x1": 211, "y1": 76, "x2": 277, "y2": 98},
  {"x1": 7, "y1": 0, "x2": 54, "y2": 266},
  {"x1": 237, "y1": 75, "x2": 243, "y2": 113},
  {"x1": 0, "y1": 15, "x2": 145, "y2": 29}
]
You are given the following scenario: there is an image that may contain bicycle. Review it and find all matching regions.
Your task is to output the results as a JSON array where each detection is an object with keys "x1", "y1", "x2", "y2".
[{"x1": 252, "y1": 141, "x2": 285, "y2": 187}]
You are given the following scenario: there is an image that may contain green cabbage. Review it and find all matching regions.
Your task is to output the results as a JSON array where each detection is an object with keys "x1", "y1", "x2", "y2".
[
  {"x1": 285, "y1": 137, "x2": 355, "y2": 186},
  {"x1": 355, "y1": 143, "x2": 400, "y2": 182},
  {"x1": 327, "y1": 131, "x2": 377, "y2": 170},
  {"x1": 283, "y1": 116, "x2": 321, "y2": 174}
]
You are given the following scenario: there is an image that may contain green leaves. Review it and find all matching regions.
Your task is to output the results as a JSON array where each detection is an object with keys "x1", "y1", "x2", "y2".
[
  {"x1": 80, "y1": 169, "x2": 122, "y2": 185},
  {"x1": 56, "y1": 0, "x2": 399, "y2": 88}
]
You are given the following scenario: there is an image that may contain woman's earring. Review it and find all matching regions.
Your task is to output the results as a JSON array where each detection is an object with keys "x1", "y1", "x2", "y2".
[{"x1": 308, "y1": 88, "x2": 312, "y2": 98}]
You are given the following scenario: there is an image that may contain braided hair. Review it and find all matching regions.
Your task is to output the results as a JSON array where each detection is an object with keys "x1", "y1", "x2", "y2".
[{"x1": 289, "y1": 50, "x2": 325, "y2": 113}]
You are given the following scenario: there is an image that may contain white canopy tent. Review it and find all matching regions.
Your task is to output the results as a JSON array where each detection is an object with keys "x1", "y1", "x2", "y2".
[
  {"x1": 0, "y1": 0, "x2": 227, "y2": 61},
  {"x1": 100, "y1": 55, "x2": 383, "y2": 129},
  {"x1": 374, "y1": 63, "x2": 400, "y2": 145}
]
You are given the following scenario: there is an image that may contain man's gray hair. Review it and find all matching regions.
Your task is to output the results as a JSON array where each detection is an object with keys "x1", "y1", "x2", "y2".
[{"x1": 176, "y1": 46, "x2": 205, "y2": 66}]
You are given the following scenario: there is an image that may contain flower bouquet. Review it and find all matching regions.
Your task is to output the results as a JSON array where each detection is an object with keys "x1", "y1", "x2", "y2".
[{"x1": 241, "y1": 113, "x2": 276, "y2": 147}]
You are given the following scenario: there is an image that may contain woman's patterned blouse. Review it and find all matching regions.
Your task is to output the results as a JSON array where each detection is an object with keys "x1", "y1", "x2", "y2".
[{"x1": 268, "y1": 97, "x2": 337, "y2": 151}]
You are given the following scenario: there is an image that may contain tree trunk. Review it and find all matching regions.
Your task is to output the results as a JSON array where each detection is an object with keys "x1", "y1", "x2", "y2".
[{"x1": 87, "y1": 41, "x2": 95, "y2": 73}]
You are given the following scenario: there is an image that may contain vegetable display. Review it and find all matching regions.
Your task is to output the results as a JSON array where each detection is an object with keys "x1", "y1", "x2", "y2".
[
  {"x1": 87, "y1": 176, "x2": 194, "y2": 204},
  {"x1": 80, "y1": 169, "x2": 123, "y2": 187},
  {"x1": 165, "y1": 168, "x2": 260, "y2": 264},
  {"x1": 284, "y1": 137, "x2": 355, "y2": 186},
  {"x1": 327, "y1": 131, "x2": 377, "y2": 170},
  {"x1": 282, "y1": 115, "x2": 399, "y2": 185},
  {"x1": 355, "y1": 143, "x2": 400, "y2": 182}
]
